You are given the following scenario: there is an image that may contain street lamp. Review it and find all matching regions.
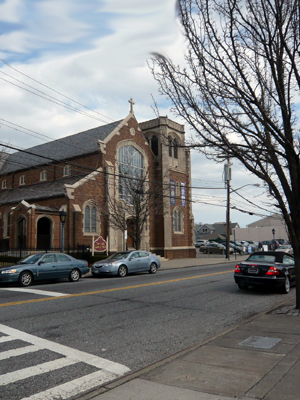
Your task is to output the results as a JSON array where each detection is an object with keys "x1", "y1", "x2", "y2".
[{"x1": 60, "y1": 210, "x2": 67, "y2": 253}]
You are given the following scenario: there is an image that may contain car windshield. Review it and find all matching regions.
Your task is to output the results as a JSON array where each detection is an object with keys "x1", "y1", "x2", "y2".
[
  {"x1": 246, "y1": 254, "x2": 276, "y2": 262},
  {"x1": 17, "y1": 254, "x2": 44, "y2": 264},
  {"x1": 107, "y1": 252, "x2": 129, "y2": 260}
]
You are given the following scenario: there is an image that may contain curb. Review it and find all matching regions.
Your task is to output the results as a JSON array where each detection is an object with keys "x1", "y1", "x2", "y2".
[{"x1": 74, "y1": 294, "x2": 296, "y2": 400}]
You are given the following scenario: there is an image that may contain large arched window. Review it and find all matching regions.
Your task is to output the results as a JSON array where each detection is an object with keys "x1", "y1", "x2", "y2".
[
  {"x1": 84, "y1": 202, "x2": 100, "y2": 234},
  {"x1": 119, "y1": 146, "x2": 144, "y2": 202}
]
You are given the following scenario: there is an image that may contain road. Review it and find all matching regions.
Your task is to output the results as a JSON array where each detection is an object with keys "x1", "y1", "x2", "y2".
[{"x1": 0, "y1": 261, "x2": 295, "y2": 399}]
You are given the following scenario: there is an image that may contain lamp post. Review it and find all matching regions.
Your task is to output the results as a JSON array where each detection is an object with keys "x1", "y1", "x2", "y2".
[
  {"x1": 272, "y1": 228, "x2": 275, "y2": 240},
  {"x1": 60, "y1": 210, "x2": 67, "y2": 253}
]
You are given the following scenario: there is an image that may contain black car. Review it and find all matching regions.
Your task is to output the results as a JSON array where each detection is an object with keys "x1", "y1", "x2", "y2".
[{"x1": 234, "y1": 251, "x2": 295, "y2": 293}]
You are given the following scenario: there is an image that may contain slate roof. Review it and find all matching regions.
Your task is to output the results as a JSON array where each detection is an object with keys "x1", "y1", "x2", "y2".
[
  {"x1": 0, "y1": 120, "x2": 122, "y2": 174},
  {"x1": 0, "y1": 175, "x2": 84, "y2": 205}
]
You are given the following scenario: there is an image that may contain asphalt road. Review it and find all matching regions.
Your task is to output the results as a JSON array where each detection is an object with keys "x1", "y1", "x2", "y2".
[{"x1": 0, "y1": 262, "x2": 295, "y2": 400}]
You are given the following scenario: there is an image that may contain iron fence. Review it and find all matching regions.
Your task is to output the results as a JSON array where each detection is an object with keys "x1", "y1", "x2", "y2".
[{"x1": 0, "y1": 244, "x2": 91, "y2": 267}]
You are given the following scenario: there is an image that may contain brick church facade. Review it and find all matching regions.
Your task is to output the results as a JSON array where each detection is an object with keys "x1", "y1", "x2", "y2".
[{"x1": 0, "y1": 104, "x2": 195, "y2": 260}]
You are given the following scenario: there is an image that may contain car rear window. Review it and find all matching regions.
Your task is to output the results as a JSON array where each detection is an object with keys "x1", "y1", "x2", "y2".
[{"x1": 247, "y1": 254, "x2": 276, "y2": 262}]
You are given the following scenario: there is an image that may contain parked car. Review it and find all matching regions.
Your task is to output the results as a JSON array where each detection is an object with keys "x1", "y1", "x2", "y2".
[
  {"x1": 234, "y1": 251, "x2": 295, "y2": 293},
  {"x1": 261, "y1": 240, "x2": 280, "y2": 250},
  {"x1": 275, "y1": 244, "x2": 293, "y2": 254},
  {"x1": 232, "y1": 241, "x2": 244, "y2": 254},
  {"x1": 0, "y1": 253, "x2": 89, "y2": 287},
  {"x1": 219, "y1": 241, "x2": 242, "y2": 254},
  {"x1": 247, "y1": 241, "x2": 258, "y2": 251},
  {"x1": 199, "y1": 242, "x2": 226, "y2": 254},
  {"x1": 239, "y1": 241, "x2": 250, "y2": 252},
  {"x1": 194, "y1": 239, "x2": 209, "y2": 248},
  {"x1": 91, "y1": 250, "x2": 160, "y2": 277}
]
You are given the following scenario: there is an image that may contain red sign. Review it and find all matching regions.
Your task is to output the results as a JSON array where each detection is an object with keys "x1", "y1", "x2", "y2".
[{"x1": 94, "y1": 236, "x2": 107, "y2": 252}]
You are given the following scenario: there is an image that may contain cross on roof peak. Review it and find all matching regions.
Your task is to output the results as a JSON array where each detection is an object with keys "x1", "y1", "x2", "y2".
[{"x1": 129, "y1": 98, "x2": 135, "y2": 114}]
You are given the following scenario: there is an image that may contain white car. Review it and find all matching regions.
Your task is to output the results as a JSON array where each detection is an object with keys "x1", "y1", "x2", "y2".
[
  {"x1": 275, "y1": 245, "x2": 293, "y2": 254},
  {"x1": 195, "y1": 240, "x2": 209, "y2": 248}
]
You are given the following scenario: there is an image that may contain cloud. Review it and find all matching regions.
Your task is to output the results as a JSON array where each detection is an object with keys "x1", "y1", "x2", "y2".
[
  {"x1": 0, "y1": 0, "x2": 271, "y2": 228},
  {"x1": 0, "y1": 0, "x2": 24, "y2": 23}
]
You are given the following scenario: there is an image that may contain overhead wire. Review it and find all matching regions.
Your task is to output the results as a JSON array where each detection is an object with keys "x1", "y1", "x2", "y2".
[{"x1": 0, "y1": 59, "x2": 267, "y2": 217}]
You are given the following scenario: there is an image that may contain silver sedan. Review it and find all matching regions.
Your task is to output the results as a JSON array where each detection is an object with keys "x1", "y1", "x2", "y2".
[{"x1": 91, "y1": 250, "x2": 161, "y2": 277}]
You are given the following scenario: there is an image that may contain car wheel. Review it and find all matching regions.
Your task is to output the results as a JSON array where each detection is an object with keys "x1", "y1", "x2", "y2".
[
  {"x1": 118, "y1": 265, "x2": 127, "y2": 277},
  {"x1": 149, "y1": 262, "x2": 157, "y2": 274},
  {"x1": 238, "y1": 283, "x2": 248, "y2": 290},
  {"x1": 19, "y1": 271, "x2": 33, "y2": 287},
  {"x1": 281, "y1": 276, "x2": 290, "y2": 294},
  {"x1": 202, "y1": 249, "x2": 208, "y2": 254},
  {"x1": 69, "y1": 268, "x2": 80, "y2": 282}
]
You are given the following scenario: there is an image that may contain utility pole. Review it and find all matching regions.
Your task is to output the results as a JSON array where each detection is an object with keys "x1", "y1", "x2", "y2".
[{"x1": 224, "y1": 159, "x2": 232, "y2": 260}]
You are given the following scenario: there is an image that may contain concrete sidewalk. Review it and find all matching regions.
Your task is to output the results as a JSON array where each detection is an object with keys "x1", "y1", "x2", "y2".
[{"x1": 78, "y1": 255, "x2": 300, "y2": 400}]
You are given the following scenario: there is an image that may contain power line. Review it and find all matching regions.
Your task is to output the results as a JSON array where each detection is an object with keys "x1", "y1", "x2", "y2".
[{"x1": 0, "y1": 59, "x2": 114, "y2": 125}]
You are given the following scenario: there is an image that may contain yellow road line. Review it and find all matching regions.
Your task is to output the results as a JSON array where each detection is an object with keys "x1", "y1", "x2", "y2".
[{"x1": 0, "y1": 270, "x2": 233, "y2": 308}]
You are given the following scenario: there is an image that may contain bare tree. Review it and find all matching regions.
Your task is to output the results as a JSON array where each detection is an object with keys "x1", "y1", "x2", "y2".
[
  {"x1": 150, "y1": 0, "x2": 300, "y2": 306},
  {"x1": 106, "y1": 169, "x2": 165, "y2": 251}
]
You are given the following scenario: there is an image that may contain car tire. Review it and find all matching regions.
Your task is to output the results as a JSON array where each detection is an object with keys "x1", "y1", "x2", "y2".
[
  {"x1": 202, "y1": 249, "x2": 208, "y2": 254},
  {"x1": 281, "y1": 276, "x2": 290, "y2": 294},
  {"x1": 19, "y1": 271, "x2": 33, "y2": 287},
  {"x1": 118, "y1": 265, "x2": 127, "y2": 277},
  {"x1": 69, "y1": 268, "x2": 80, "y2": 282},
  {"x1": 149, "y1": 262, "x2": 157, "y2": 274}
]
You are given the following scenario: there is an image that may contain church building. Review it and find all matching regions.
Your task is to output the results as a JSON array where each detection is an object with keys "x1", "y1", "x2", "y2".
[{"x1": 0, "y1": 101, "x2": 195, "y2": 260}]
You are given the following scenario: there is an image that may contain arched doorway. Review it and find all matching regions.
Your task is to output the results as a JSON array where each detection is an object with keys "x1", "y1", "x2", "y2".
[
  {"x1": 17, "y1": 218, "x2": 26, "y2": 249},
  {"x1": 37, "y1": 217, "x2": 52, "y2": 250},
  {"x1": 126, "y1": 219, "x2": 135, "y2": 250}
]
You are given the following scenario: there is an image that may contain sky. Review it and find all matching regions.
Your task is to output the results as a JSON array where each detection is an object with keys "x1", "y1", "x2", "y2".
[{"x1": 0, "y1": 0, "x2": 274, "y2": 228}]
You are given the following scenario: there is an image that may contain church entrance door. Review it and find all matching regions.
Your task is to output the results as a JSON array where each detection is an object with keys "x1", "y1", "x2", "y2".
[
  {"x1": 37, "y1": 217, "x2": 52, "y2": 250},
  {"x1": 126, "y1": 219, "x2": 135, "y2": 250}
]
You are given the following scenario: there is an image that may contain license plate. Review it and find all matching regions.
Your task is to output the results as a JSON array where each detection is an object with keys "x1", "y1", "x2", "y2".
[{"x1": 248, "y1": 267, "x2": 258, "y2": 274}]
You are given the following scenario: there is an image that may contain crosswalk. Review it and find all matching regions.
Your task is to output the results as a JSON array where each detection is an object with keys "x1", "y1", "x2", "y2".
[{"x1": 0, "y1": 324, "x2": 130, "y2": 400}]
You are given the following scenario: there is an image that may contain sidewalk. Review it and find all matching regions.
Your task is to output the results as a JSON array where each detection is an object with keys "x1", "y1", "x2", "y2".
[{"x1": 78, "y1": 256, "x2": 300, "y2": 400}]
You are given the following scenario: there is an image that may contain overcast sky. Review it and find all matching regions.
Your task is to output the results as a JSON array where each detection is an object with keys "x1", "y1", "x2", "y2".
[{"x1": 0, "y1": 0, "x2": 274, "y2": 228}]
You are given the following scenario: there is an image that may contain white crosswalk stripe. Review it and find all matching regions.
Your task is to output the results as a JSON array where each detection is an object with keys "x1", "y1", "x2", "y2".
[
  {"x1": 0, "y1": 323, "x2": 130, "y2": 399},
  {"x1": 0, "y1": 288, "x2": 67, "y2": 296}
]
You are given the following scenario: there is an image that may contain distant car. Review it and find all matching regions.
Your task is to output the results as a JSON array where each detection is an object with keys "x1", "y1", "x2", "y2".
[
  {"x1": 195, "y1": 240, "x2": 209, "y2": 248},
  {"x1": 247, "y1": 241, "x2": 258, "y2": 251},
  {"x1": 200, "y1": 242, "x2": 226, "y2": 254},
  {"x1": 0, "y1": 253, "x2": 89, "y2": 287},
  {"x1": 91, "y1": 250, "x2": 160, "y2": 277},
  {"x1": 219, "y1": 241, "x2": 240, "y2": 254},
  {"x1": 261, "y1": 240, "x2": 280, "y2": 250},
  {"x1": 276, "y1": 245, "x2": 293, "y2": 254},
  {"x1": 234, "y1": 251, "x2": 295, "y2": 293}
]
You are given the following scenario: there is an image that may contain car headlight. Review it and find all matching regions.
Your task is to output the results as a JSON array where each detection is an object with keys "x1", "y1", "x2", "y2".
[
  {"x1": 1, "y1": 269, "x2": 17, "y2": 274},
  {"x1": 105, "y1": 262, "x2": 118, "y2": 267}
]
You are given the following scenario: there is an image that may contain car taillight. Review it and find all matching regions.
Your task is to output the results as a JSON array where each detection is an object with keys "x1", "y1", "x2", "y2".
[
  {"x1": 235, "y1": 265, "x2": 242, "y2": 273},
  {"x1": 266, "y1": 267, "x2": 280, "y2": 275}
]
